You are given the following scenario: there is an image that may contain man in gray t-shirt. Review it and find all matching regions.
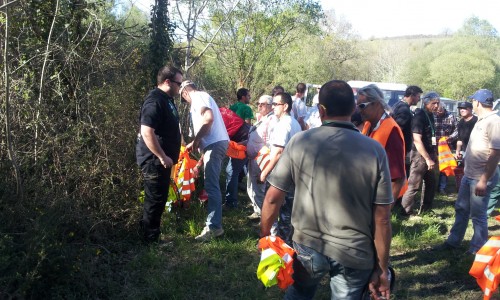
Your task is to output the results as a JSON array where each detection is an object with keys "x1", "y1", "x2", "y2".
[{"x1": 260, "y1": 80, "x2": 393, "y2": 300}]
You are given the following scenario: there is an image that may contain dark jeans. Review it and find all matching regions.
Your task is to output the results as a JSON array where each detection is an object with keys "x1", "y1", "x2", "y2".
[
  {"x1": 140, "y1": 158, "x2": 171, "y2": 243},
  {"x1": 285, "y1": 242, "x2": 372, "y2": 300},
  {"x1": 402, "y1": 150, "x2": 437, "y2": 214}
]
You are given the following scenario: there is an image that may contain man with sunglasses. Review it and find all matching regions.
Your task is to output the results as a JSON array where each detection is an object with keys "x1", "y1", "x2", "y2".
[
  {"x1": 246, "y1": 95, "x2": 277, "y2": 220},
  {"x1": 136, "y1": 65, "x2": 183, "y2": 244},
  {"x1": 357, "y1": 84, "x2": 406, "y2": 202},
  {"x1": 402, "y1": 92, "x2": 440, "y2": 216},
  {"x1": 260, "y1": 92, "x2": 301, "y2": 245}
]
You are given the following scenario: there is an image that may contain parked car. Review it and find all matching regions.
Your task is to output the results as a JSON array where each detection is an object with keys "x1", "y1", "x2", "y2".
[
  {"x1": 416, "y1": 97, "x2": 459, "y2": 117},
  {"x1": 348, "y1": 80, "x2": 407, "y2": 107}
]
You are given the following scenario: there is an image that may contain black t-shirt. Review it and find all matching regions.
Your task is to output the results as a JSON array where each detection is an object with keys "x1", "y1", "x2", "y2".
[
  {"x1": 391, "y1": 101, "x2": 413, "y2": 154},
  {"x1": 411, "y1": 109, "x2": 436, "y2": 155},
  {"x1": 457, "y1": 115, "x2": 478, "y2": 150},
  {"x1": 136, "y1": 88, "x2": 181, "y2": 166}
]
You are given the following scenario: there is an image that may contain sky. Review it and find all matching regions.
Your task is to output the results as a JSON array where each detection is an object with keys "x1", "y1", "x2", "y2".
[
  {"x1": 322, "y1": 0, "x2": 500, "y2": 39},
  {"x1": 133, "y1": 0, "x2": 500, "y2": 39}
]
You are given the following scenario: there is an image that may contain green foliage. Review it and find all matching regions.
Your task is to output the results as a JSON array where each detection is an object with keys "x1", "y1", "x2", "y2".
[
  {"x1": 149, "y1": 0, "x2": 176, "y2": 86},
  {"x1": 402, "y1": 33, "x2": 500, "y2": 98}
]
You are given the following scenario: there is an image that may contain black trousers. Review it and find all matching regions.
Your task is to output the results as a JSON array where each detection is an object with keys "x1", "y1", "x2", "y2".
[{"x1": 141, "y1": 158, "x2": 171, "y2": 243}]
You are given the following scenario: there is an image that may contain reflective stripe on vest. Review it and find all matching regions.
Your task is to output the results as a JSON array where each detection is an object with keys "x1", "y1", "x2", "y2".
[
  {"x1": 438, "y1": 137, "x2": 457, "y2": 176},
  {"x1": 172, "y1": 148, "x2": 197, "y2": 202},
  {"x1": 362, "y1": 117, "x2": 407, "y2": 198},
  {"x1": 255, "y1": 146, "x2": 271, "y2": 171},
  {"x1": 470, "y1": 236, "x2": 500, "y2": 299}
]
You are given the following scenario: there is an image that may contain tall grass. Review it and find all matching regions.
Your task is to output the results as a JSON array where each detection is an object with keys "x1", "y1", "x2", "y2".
[{"x1": 2, "y1": 179, "x2": 499, "y2": 299}]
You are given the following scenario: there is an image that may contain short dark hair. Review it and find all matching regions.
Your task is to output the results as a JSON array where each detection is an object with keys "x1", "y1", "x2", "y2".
[
  {"x1": 272, "y1": 85, "x2": 285, "y2": 96},
  {"x1": 296, "y1": 83, "x2": 306, "y2": 94},
  {"x1": 319, "y1": 80, "x2": 355, "y2": 117},
  {"x1": 275, "y1": 92, "x2": 293, "y2": 113},
  {"x1": 404, "y1": 85, "x2": 423, "y2": 97},
  {"x1": 157, "y1": 65, "x2": 182, "y2": 85},
  {"x1": 237, "y1": 88, "x2": 249, "y2": 100}
]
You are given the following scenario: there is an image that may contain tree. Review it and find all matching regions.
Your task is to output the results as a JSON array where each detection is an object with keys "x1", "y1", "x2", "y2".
[
  {"x1": 149, "y1": 0, "x2": 176, "y2": 85},
  {"x1": 200, "y1": 0, "x2": 323, "y2": 96}
]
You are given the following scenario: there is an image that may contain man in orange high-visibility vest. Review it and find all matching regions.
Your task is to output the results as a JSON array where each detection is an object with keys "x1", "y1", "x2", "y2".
[{"x1": 357, "y1": 84, "x2": 406, "y2": 202}]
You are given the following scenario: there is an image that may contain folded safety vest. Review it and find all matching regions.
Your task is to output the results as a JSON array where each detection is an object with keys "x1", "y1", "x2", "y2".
[
  {"x1": 226, "y1": 141, "x2": 247, "y2": 159},
  {"x1": 438, "y1": 137, "x2": 457, "y2": 176},
  {"x1": 470, "y1": 236, "x2": 500, "y2": 300},
  {"x1": 255, "y1": 146, "x2": 271, "y2": 171},
  {"x1": 257, "y1": 236, "x2": 295, "y2": 289},
  {"x1": 169, "y1": 147, "x2": 197, "y2": 206}
]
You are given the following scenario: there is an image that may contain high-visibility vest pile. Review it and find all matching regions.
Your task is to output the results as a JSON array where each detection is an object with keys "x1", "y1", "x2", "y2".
[
  {"x1": 256, "y1": 236, "x2": 295, "y2": 289},
  {"x1": 470, "y1": 236, "x2": 500, "y2": 299},
  {"x1": 169, "y1": 147, "x2": 197, "y2": 206},
  {"x1": 438, "y1": 137, "x2": 457, "y2": 176}
]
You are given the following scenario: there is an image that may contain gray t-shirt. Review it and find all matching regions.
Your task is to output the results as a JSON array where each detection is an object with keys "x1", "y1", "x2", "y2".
[
  {"x1": 464, "y1": 111, "x2": 500, "y2": 179},
  {"x1": 268, "y1": 122, "x2": 393, "y2": 270}
]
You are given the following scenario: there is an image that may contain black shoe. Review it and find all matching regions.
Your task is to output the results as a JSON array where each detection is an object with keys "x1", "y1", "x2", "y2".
[{"x1": 431, "y1": 242, "x2": 457, "y2": 252}]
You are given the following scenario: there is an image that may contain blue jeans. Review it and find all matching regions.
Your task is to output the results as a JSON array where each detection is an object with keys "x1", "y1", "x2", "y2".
[
  {"x1": 285, "y1": 242, "x2": 372, "y2": 300},
  {"x1": 438, "y1": 172, "x2": 448, "y2": 191},
  {"x1": 446, "y1": 172, "x2": 499, "y2": 253},
  {"x1": 202, "y1": 140, "x2": 228, "y2": 230},
  {"x1": 225, "y1": 156, "x2": 248, "y2": 208}
]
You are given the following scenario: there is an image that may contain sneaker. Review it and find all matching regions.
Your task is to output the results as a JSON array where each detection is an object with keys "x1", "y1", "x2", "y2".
[
  {"x1": 195, "y1": 226, "x2": 224, "y2": 242},
  {"x1": 247, "y1": 212, "x2": 261, "y2": 220}
]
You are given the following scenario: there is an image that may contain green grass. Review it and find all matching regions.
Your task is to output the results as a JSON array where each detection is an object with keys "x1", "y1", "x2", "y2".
[{"x1": 3, "y1": 177, "x2": 500, "y2": 299}]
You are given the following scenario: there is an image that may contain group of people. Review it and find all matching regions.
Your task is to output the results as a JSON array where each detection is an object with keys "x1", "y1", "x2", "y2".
[{"x1": 135, "y1": 64, "x2": 500, "y2": 299}]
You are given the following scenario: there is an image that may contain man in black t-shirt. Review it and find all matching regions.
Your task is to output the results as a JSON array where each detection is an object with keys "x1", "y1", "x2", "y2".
[
  {"x1": 136, "y1": 66, "x2": 183, "y2": 243},
  {"x1": 454, "y1": 101, "x2": 477, "y2": 160},
  {"x1": 401, "y1": 92, "x2": 440, "y2": 215},
  {"x1": 392, "y1": 86, "x2": 423, "y2": 176}
]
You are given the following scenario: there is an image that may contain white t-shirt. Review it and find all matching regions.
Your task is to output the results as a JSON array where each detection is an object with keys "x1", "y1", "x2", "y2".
[
  {"x1": 291, "y1": 96, "x2": 307, "y2": 120},
  {"x1": 305, "y1": 106, "x2": 322, "y2": 129},
  {"x1": 189, "y1": 91, "x2": 229, "y2": 150},
  {"x1": 270, "y1": 114, "x2": 301, "y2": 148}
]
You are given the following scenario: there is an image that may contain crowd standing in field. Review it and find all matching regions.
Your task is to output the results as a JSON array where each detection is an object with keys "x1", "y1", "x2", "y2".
[{"x1": 136, "y1": 65, "x2": 500, "y2": 299}]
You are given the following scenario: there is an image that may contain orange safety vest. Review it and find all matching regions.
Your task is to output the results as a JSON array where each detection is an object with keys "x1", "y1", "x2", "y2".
[
  {"x1": 438, "y1": 137, "x2": 457, "y2": 176},
  {"x1": 172, "y1": 148, "x2": 197, "y2": 203},
  {"x1": 470, "y1": 236, "x2": 500, "y2": 300},
  {"x1": 362, "y1": 117, "x2": 407, "y2": 198},
  {"x1": 255, "y1": 146, "x2": 271, "y2": 171},
  {"x1": 226, "y1": 140, "x2": 247, "y2": 159},
  {"x1": 257, "y1": 236, "x2": 295, "y2": 289}
]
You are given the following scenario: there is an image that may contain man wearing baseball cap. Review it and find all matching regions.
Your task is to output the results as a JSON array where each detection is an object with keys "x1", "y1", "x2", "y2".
[
  {"x1": 440, "y1": 89, "x2": 500, "y2": 255},
  {"x1": 179, "y1": 80, "x2": 230, "y2": 242},
  {"x1": 454, "y1": 101, "x2": 477, "y2": 160}
]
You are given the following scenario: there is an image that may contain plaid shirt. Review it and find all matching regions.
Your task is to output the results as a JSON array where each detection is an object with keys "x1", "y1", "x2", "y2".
[{"x1": 434, "y1": 111, "x2": 457, "y2": 141}]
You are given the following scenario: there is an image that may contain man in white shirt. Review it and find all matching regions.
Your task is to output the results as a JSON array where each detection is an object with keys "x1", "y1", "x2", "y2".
[
  {"x1": 291, "y1": 83, "x2": 307, "y2": 130},
  {"x1": 260, "y1": 92, "x2": 301, "y2": 245},
  {"x1": 180, "y1": 80, "x2": 230, "y2": 242}
]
